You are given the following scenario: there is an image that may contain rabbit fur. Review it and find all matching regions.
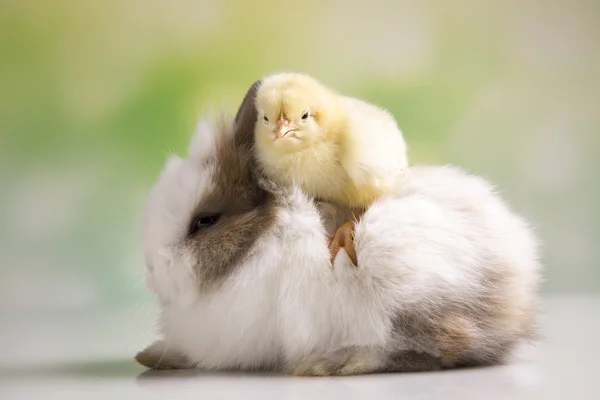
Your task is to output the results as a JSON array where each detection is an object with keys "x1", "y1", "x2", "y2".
[{"x1": 136, "y1": 81, "x2": 542, "y2": 376}]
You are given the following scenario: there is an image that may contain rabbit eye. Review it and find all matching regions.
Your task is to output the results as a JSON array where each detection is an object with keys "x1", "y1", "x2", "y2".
[{"x1": 190, "y1": 214, "x2": 221, "y2": 234}]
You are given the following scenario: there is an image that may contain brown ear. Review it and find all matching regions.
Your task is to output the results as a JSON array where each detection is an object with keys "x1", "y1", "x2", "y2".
[{"x1": 234, "y1": 79, "x2": 263, "y2": 149}]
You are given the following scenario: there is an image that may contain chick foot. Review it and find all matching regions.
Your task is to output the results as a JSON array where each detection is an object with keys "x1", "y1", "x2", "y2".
[{"x1": 328, "y1": 220, "x2": 357, "y2": 266}]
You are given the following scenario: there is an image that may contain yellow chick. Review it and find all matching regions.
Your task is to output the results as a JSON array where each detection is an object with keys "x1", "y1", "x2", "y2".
[{"x1": 254, "y1": 72, "x2": 408, "y2": 210}]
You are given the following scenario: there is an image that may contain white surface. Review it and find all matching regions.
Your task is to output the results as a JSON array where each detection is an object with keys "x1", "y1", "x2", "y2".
[{"x1": 0, "y1": 296, "x2": 598, "y2": 400}]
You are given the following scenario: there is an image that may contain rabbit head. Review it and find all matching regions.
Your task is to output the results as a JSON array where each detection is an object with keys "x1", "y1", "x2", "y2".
[{"x1": 141, "y1": 80, "x2": 280, "y2": 306}]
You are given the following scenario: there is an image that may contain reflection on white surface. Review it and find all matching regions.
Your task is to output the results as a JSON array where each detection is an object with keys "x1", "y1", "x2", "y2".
[{"x1": 0, "y1": 296, "x2": 598, "y2": 400}]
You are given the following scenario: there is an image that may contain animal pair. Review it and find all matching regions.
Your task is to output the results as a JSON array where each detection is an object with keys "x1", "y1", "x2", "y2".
[{"x1": 253, "y1": 73, "x2": 409, "y2": 265}]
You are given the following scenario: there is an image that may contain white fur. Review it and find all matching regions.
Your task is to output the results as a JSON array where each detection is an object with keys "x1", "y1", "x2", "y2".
[{"x1": 141, "y1": 118, "x2": 541, "y2": 370}]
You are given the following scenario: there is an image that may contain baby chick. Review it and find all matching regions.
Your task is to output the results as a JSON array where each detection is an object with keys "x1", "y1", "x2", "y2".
[
  {"x1": 254, "y1": 72, "x2": 408, "y2": 209},
  {"x1": 254, "y1": 73, "x2": 408, "y2": 264}
]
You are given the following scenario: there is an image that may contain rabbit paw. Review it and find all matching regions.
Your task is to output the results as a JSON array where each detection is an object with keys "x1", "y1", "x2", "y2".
[
  {"x1": 292, "y1": 362, "x2": 337, "y2": 377},
  {"x1": 135, "y1": 340, "x2": 196, "y2": 370},
  {"x1": 292, "y1": 348, "x2": 385, "y2": 376},
  {"x1": 291, "y1": 348, "x2": 443, "y2": 376},
  {"x1": 328, "y1": 220, "x2": 357, "y2": 266},
  {"x1": 292, "y1": 361, "x2": 375, "y2": 376}
]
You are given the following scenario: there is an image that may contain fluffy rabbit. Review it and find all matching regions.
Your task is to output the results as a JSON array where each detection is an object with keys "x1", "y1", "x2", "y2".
[{"x1": 136, "y1": 81, "x2": 542, "y2": 376}]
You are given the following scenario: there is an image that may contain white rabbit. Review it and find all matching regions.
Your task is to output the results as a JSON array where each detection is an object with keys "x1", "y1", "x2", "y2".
[{"x1": 136, "y1": 81, "x2": 542, "y2": 375}]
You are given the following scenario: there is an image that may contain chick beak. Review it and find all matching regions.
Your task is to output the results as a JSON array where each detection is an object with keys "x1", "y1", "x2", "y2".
[{"x1": 275, "y1": 119, "x2": 290, "y2": 139}]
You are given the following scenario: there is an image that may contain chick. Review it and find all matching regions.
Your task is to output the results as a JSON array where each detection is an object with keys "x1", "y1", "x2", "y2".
[
  {"x1": 254, "y1": 72, "x2": 408, "y2": 208},
  {"x1": 254, "y1": 73, "x2": 408, "y2": 264}
]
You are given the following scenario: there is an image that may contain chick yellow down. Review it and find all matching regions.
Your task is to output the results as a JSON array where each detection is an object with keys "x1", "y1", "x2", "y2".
[{"x1": 254, "y1": 73, "x2": 408, "y2": 209}]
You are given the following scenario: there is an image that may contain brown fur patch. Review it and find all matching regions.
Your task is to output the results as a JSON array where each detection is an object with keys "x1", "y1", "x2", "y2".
[
  {"x1": 392, "y1": 273, "x2": 538, "y2": 369},
  {"x1": 393, "y1": 309, "x2": 473, "y2": 368},
  {"x1": 186, "y1": 80, "x2": 278, "y2": 287},
  {"x1": 384, "y1": 350, "x2": 443, "y2": 372},
  {"x1": 433, "y1": 316, "x2": 474, "y2": 366},
  {"x1": 465, "y1": 264, "x2": 539, "y2": 364},
  {"x1": 390, "y1": 243, "x2": 539, "y2": 368}
]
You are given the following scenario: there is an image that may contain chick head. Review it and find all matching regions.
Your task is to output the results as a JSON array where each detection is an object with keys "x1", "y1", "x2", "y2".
[{"x1": 255, "y1": 73, "x2": 337, "y2": 153}]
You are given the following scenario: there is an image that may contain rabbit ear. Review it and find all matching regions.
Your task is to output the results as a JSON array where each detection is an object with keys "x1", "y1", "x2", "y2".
[
  {"x1": 234, "y1": 79, "x2": 262, "y2": 124},
  {"x1": 188, "y1": 116, "x2": 230, "y2": 163},
  {"x1": 234, "y1": 79, "x2": 263, "y2": 150},
  {"x1": 187, "y1": 80, "x2": 262, "y2": 161}
]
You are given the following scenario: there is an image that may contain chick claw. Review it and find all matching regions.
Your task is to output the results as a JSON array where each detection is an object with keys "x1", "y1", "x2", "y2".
[{"x1": 328, "y1": 220, "x2": 358, "y2": 266}]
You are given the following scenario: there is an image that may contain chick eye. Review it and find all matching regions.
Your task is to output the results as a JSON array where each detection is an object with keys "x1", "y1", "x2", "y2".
[
  {"x1": 263, "y1": 115, "x2": 269, "y2": 123},
  {"x1": 190, "y1": 214, "x2": 221, "y2": 235},
  {"x1": 301, "y1": 111, "x2": 310, "y2": 120}
]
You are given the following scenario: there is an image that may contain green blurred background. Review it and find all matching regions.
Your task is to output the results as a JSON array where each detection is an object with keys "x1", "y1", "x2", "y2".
[{"x1": 1, "y1": 0, "x2": 598, "y2": 313}]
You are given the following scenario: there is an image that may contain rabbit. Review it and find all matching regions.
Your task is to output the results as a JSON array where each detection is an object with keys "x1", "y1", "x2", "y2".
[{"x1": 135, "y1": 80, "x2": 542, "y2": 376}]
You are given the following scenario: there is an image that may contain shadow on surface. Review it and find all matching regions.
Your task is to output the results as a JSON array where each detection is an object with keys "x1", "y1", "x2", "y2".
[
  {"x1": 134, "y1": 363, "x2": 485, "y2": 384},
  {"x1": 137, "y1": 367, "x2": 284, "y2": 382},
  {"x1": 0, "y1": 359, "x2": 145, "y2": 379},
  {"x1": 0, "y1": 358, "x2": 500, "y2": 382},
  {"x1": 133, "y1": 364, "x2": 546, "y2": 400}
]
